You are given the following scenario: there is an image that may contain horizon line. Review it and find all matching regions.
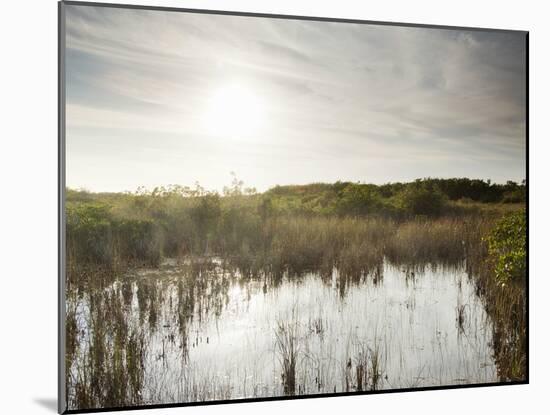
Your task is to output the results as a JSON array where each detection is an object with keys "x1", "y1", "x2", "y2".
[{"x1": 66, "y1": 176, "x2": 527, "y2": 195}]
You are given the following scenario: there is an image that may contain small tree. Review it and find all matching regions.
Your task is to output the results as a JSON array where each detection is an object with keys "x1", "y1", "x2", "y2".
[
  {"x1": 190, "y1": 194, "x2": 221, "y2": 254},
  {"x1": 336, "y1": 184, "x2": 384, "y2": 216},
  {"x1": 397, "y1": 181, "x2": 447, "y2": 216}
]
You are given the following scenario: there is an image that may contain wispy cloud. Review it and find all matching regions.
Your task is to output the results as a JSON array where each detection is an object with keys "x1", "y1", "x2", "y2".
[{"x1": 65, "y1": 4, "x2": 526, "y2": 192}]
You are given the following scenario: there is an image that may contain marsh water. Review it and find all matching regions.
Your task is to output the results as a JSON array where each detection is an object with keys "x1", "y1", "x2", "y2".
[{"x1": 68, "y1": 258, "x2": 498, "y2": 406}]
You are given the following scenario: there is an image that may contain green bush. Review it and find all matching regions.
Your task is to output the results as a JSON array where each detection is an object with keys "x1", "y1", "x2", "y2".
[
  {"x1": 397, "y1": 182, "x2": 447, "y2": 216},
  {"x1": 486, "y1": 209, "x2": 527, "y2": 285},
  {"x1": 67, "y1": 203, "x2": 114, "y2": 265},
  {"x1": 114, "y1": 219, "x2": 160, "y2": 266},
  {"x1": 336, "y1": 184, "x2": 384, "y2": 216},
  {"x1": 67, "y1": 202, "x2": 161, "y2": 268}
]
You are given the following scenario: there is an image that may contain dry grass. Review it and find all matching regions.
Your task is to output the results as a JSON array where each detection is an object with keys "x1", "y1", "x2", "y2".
[{"x1": 65, "y1": 209, "x2": 526, "y2": 409}]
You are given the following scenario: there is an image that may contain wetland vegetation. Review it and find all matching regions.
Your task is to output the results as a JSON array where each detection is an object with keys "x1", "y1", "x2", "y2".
[{"x1": 64, "y1": 177, "x2": 527, "y2": 410}]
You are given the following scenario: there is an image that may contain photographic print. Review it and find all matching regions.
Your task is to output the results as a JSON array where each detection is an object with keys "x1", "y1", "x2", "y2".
[{"x1": 59, "y1": 1, "x2": 528, "y2": 412}]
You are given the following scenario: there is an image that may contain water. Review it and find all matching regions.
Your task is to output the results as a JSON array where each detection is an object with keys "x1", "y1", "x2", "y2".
[{"x1": 70, "y1": 259, "x2": 498, "y2": 406}]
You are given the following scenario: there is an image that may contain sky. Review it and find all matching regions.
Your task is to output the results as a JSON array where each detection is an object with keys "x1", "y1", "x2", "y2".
[{"x1": 64, "y1": 5, "x2": 527, "y2": 193}]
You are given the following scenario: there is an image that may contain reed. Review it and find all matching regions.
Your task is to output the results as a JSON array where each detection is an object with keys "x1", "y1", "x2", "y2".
[
  {"x1": 65, "y1": 186, "x2": 526, "y2": 409},
  {"x1": 274, "y1": 319, "x2": 300, "y2": 395}
]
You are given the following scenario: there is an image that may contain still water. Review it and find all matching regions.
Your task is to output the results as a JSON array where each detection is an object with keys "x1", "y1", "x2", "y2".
[{"x1": 71, "y1": 258, "x2": 497, "y2": 405}]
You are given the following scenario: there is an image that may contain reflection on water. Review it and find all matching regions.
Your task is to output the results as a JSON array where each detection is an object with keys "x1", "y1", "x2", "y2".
[{"x1": 68, "y1": 259, "x2": 497, "y2": 407}]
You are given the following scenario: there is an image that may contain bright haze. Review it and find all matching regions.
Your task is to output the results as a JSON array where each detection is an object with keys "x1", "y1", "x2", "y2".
[{"x1": 65, "y1": 5, "x2": 527, "y2": 193}]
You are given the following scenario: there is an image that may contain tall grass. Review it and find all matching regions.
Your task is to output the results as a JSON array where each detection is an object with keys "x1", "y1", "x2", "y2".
[
  {"x1": 67, "y1": 288, "x2": 148, "y2": 410},
  {"x1": 343, "y1": 339, "x2": 385, "y2": 392},
  {"x1": 65, "y1": 188, "x2": 526, "y2": 408},
  {"x1": 275, "y1": 320, "x2": 300, "y2": 395}
]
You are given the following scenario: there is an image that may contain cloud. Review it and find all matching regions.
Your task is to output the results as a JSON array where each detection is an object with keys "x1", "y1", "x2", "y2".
[{"x1": 64, "y1": 4, "x2": 527, "y2": 192}]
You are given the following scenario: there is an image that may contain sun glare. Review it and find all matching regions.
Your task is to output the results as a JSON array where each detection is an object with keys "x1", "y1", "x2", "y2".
[{"x1": 202, "y1": 83, "x2": 265, "y2": 139}]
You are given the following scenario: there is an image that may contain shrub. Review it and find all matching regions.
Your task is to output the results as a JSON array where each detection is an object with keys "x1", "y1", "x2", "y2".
[
  {"x1": 67, "y1": 203, "x2": 114, "y2": 265},
  {"x1": 114, "y1": 219, "x2": 160, "y2": 266},
  {"x1": 336, "y1": 184, "x2": 384, "y2": 216},
  {"x1": 486, "y1": 209, "x2": 527, "y2": 285},
  {"x1": 397, "y1": 182, "x2": 447, "y2": 216}
]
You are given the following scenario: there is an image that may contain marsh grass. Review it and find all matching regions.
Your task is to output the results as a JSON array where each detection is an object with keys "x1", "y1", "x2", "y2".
[
  {"x1": 343, "y1": 338, "x2": 385, "y2": 392},
  {"x1": 469, "y1": 263, "x2": 526, "y2": 380},
  {"x1": 65, "y1": 187, "x2": 526, "y2": 408},
  {"x1": 66, "y1": 285, "x2": 149, "y2": 410},
  {"x1": 275, "y1": 319, "x2": 300, "y2": 395}
]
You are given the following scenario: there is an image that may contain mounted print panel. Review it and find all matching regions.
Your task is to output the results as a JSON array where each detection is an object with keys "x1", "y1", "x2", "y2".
[{"x1": 59, "y1": 1, "x2": 528, "y2": 413}]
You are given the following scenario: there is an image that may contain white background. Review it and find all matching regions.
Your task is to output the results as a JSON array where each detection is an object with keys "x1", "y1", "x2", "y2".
[{"x1": 0, "y1": 0, "x2": 546, "y2": 414}]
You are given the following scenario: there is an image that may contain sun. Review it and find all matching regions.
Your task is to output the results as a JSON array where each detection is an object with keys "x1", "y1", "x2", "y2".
[{"x1": 202, "y1": 83, "x2": 265, "y2": 139}]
